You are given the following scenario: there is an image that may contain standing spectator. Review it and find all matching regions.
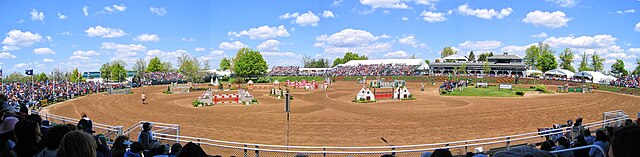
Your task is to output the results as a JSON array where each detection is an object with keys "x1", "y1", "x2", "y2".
[
  {"x1": 608, "y1": 125, "x2": 640, "y2": 157},
  {"x1": 57, "y1": 131, "x2": 97, "y2": 157},
  {"x1": 111, "y1": 135, "x2": 131, "y2": 157},
  {"x1": 589, "y1": 130, "x2": 609, "y2": 157},
  {"x1": 34, "y1": 125, "x2": 71, "y2": 157},
  {"x1": 138, "y1": 122, "x2": 157, "y2": 150},
  {"x1": 125, "y1": 142, "x2": 144, "y2": 157},
  {"x1": 77, "y1": 113, "x2": 94, "y2": 134},
  {"x1": 13, "y1": 120, "x2": 43, "y2": 157},
  {"x1": 141, "y1": 92, "x2": 147, "y2": 105}
]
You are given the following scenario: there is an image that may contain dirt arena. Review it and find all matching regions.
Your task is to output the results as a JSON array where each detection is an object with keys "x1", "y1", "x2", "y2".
[{"x1": 45, "y1": 81, "x2": 640, "y2": 146}]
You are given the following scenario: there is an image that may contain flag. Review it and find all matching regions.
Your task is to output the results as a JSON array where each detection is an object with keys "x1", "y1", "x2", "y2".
[
  {"x1": 0, "y1": 69, "x2": 3, "y2": 77},
  {"x1": 25, "y1": 69, "x2": 33, "y2": 76}
]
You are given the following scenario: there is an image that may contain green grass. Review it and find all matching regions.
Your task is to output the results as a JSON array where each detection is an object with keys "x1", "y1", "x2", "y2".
[{"x1": 442, "y1": 86, "x2": 539, "y2": 97}]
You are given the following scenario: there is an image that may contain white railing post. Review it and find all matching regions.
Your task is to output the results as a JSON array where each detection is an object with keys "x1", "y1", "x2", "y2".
[
  {"x1": 505, "y1": 136, "x2": 511, "y2": 150},
  {"x1": 176, "y1": 125, "x2": 180, "y2": 144},
  {"x1": 255, "y1": 145, "x2": 259, "y2": 157},
  {"x1": 115, "y1": 125, "x2": 123, "y2": 137}
]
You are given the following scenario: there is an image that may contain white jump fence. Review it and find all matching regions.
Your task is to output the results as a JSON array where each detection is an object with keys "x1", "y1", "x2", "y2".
[{"x1": 33, "y1": 110, "x2": 630, "y2": 156}]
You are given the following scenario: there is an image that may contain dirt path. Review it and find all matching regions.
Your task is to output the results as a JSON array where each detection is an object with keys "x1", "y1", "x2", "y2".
[{"x1": 48, "y1": 82, "x2": 640, "y2": 146}]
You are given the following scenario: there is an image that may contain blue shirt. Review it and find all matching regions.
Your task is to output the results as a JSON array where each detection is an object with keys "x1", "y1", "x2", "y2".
[{"x1": 589, "y1": 141, "x2": 609, "y2": 157}]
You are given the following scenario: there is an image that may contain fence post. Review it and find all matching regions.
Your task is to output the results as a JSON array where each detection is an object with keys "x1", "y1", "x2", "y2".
[
  {"x1": 391, "y1": 147, "x2": 396, "y2": 156},
  {"x1": 176, "y1": 125, "x2": 180, "y2": 144},
  {"x1": 244, "y1": 145, "x2": 248, "y2": 157},
  {"x1": 115, "y1": 126, "x2": 123, "y2": 137},
  {"x1": 506, "y1": 137, "x2": 511, "y2": 150},
  {"x1": 465, "y1": 141, "x2": 468, "y2": 153},
  {"x1": 255, "y1": 145, "x2": 259, "y2": 157},
  {"x1": 323, "y1": 148, "x2": 326, "y2": 157}
]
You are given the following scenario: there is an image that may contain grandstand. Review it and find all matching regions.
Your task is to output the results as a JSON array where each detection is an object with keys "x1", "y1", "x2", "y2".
[{"x1": 429, "y1": 53, "x2": 526, "y2": 75}]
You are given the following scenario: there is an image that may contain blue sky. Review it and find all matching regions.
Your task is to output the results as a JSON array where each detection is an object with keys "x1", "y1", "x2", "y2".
[{"x1": 1, "y1": 0, "x2": 640, "y2": 74}]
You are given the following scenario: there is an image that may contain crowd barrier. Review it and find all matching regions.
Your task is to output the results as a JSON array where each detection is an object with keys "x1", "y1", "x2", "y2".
[
  {"x1": 107, "y1": 88, "x2": 131, "y2": 95},
  {"x1": 32, "y1": 110, "x2": 630, "y2": 156}
]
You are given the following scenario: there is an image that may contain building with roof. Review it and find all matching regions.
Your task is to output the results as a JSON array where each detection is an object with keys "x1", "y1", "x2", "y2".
[
  {"x1": 82, "y1": 71, "x2": 136, "y2": 83},
  {"x1": 428, "y1": 53, "x2": 526, "y2": 75},
  {"x1": 337, "y1": 59, "x2": 429, "y2": 70}
]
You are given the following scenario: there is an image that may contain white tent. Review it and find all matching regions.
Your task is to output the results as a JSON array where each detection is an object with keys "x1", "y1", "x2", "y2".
[
  {"x1": 247, "y1": 80, "x2": 254, "y2": 84},
  {"x1": 442, "y1": 54, "x2": 467, "y2": 62},
  {"x1": 573, "y1": 71, "x2": 609, "y2": 83},
  {"x1": 544, "y1": 69, "x2": 575, "y2": 78},
  {"x1": 524, "y1": 70, "x2": 542, "y2": 76},
  {"x1": 340, "y1": 59, "x2": 429, "y2": 70}
]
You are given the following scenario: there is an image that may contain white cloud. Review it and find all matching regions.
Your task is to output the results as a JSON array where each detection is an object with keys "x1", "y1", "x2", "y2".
[
  {"x1": 314, "y1": 28, "x2": 392, "y2": 54},
  {"x1": 211, "y1": 50, "x2": 224, "y2": 55},
  {"x1": 30, "y1": 9, "x2": 45, "y2": 22},
  {"x1": 57, "y1": 13, "x2": 67, "y2": 20},
  {"x1": 150, "y1": 6, "x2": 167, "y2": 16},
  {"x1": 14, "y1": 63, "x2": 28, "y2": 68},
  {"x1": 46, "y1": 36, "x2": 52, "y2": 42},
  {"x1": 219, "y1": 41, "x2": 247, "y2": 50},
  {"x1": 398, "y1": 35, "x2": 417, "y2": 47},
  {"x1": 2, "y1": 46, "x2": 19, "y2": 51},
  {"x1": 101, "y1": 42, "x2": 147, "y2": 53},
  {"x1": 100, "y1": 4, "x2": 127, "y2": 14},
  {"x1": 43, "y1": 58, "x2": 54, "y2": 62},
  {"x1": 0, "y1": 52, "x2": 17, "y2": 59},
  {"x1": 181, "y1": 38, "x2": 195, "y2": 42},
  {"x1": 522, "y1": 10, "x2": 571, "y2": 28},
  {"x1": 420, "y1": 11, "x2": 446, "y2": 23},
  {"x1": 228, "y1": 25, "x2": 290, "y2": 39},
  {"x1": 457, "y1": 4, "x2": 512, "y2": 19},
  {"x1": 383, "y1": 50, "x2": 409, "y2": 58},
  {"x1": 134, "y1": 34, "x2": 160, "y2": 42},
  {"x1": 628, "y1": 48, "x2": 640, "y2": 53},
  {"x1": 70, "y1": 50, "x2": 98, "y2": 61},
  {"x1": 359, "y1": 0, "x2": 410, "y2": 9},
  {"x1": 415, "y1": 0, "x2": 439, "y2": 10},
  {"x1": 531, "y1": 32, "x2": 548, "y2": 38},
  {"x1": 145, "y1": 49, "x2": 186, "y2": 63},
  {"x1": 635, "y1": 22, "x2": 640, "y2": 32},
  {"x1": 616, "y1": 9, "x2": 635, "y2": 14},
  {"x1": 322, "y1": 11, "x2": 335, "y2": 18},
  {"x1": 2, "y1": 29, "x2": 42, "y2": 48},
  {"x1": 257, "y1": 39, "x2": 280, "y2": 51},
  {"x1": 194, "y1": 47, "x2": 206, "y2": 52},
  {"x1": 501, "y1": 43, "x2": 537, "y2": 55},
  {"x1": 199, "y1": 50, "x2": 226, "y2": 61},
  {"x1": 33, "y1": 47, "x2": 56, "y2": 54},
  {"x1": 544, "y1": 34, "x2": 617, "y2": 49},
  {"x1": 59, "y1": 31, "x2": 72, "y2": 36},
  {"x1": 261, "y1": 52, "x2": 297, "y2": 57},
  {"x1": 545, "y1": 0, "x2": 580, "y2": 8},
  {"x1": 458, "y1": 40, "x2": 503, "y2": 51},
  {"x1": 401, "y1": 17, "x2": 409, "y2": 21},
  {"x1": 280, "y1": 11, "x2": 320, "y2": 27},
  {"x1": 605, "y1": 53, "x2": 636, "y2": 59},
  {"x1": 82, "y1": 6, "x2": 89, "y2": 16},
  {"x1": 85, "y1": 26, "x2": 126, "y2": 38}
]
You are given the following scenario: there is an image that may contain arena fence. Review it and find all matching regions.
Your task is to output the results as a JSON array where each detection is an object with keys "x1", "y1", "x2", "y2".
[
  {"x1": 107, "y1": 88, "x2": 131, "y2": 95},
  {"x1": 31, "y1": 110, "x2": 630, "y2": 156},
  {"x1": 36, "y1": 112, "x2": 124, "y2": 143}
]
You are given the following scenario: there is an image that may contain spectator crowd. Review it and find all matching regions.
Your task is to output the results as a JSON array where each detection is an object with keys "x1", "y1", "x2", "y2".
[
  {"x1": 143, "y1": 72, "x2": 185, "y2": 83},
  {"x1": 1, "y1": 81, "x2": 108, "y2": 113}
]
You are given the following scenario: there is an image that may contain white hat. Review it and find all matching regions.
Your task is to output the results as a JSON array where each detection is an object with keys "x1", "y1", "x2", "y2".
[{"x1": 474, "y1": 147, "x2": 484, "y2": 153}]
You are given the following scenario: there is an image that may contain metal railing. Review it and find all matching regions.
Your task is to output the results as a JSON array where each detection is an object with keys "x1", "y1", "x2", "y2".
[
  {"x1": 31, "y1": 110, "x2": 628, "y2": 156},
  {"x1": 550, "y1": 145, "x2": 606, "y2": 157}
]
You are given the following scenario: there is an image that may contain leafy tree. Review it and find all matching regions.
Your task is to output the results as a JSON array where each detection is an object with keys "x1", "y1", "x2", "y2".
[
  {"x1": 302, "y1": 55, "x2": 330, "y2": 68},
  {"x1": 611, "y1": 59, "x2": 628, "y2": 77},
  {"x1": 110, "y1": 62, "x2": 127, "y2": 82},
  {"x1": 459, "y1": 63, "x2": 467, "y2": 74},
  {"x1": 100, "y1": 62, "x2": 111, "y2": 82},
  {"x1": 536, "y1": 50, "x2": 558, "y2": 72},
  {"x1": 219, "y1": 58, "x2": 231, "y2": 71},
  {"x1": 147, "y1": 57, "x2": 164, "y2": 72},
  {"x1": 477, "y1": 53, "x2": 489, "y2": 61},
  {"x1": 483, "y1": 62, "x2": 491, "y2": 75},
  {"x1": 162, "y1": 61, "x2": 174, "y2": 72},
  {"x1": 489, "y1": 52, "x2": 493, "y2": 57},
  {"x1": 36, "y1": 72, "x2": 48, "y2": 82},
  {"x1": 468, "y1": 51, "x2": 475, "y2": 61},
  {"x1": 5, "y1": 72, "x2": 26, "y2": 82},
  {"x1": 177, "y1": 53, "x2": 207, "y2": 83},
  {"x1": 331, "y1": 52, "x2": 368, "y2": 67},
  {"x1": 524, "y1": 45, "x2": 541, "y2": 69},
  {"x1": 70, "y1": 68, "x2": 84, "y2": 82},
  {"x1": 558, "y1": 48, "x2": 575, "y2": 72},
  {"x1": 424, "y1": 60, "x2": 430, "y2": 64},
  {"x1": 591, "y1": 53, "x2": 605, "y2": 72},
  {"x1": 632, "y1": 58, "x2": 640, "y2": 75},
  {"x1": 440, "y1": 47, "x2": 457, "y2": 58},
  {"x1": 133, "y1": 59, "x2": 147, "y2": 78},
  {"x1": 231, "y1": 47, "x2": 252, "y2": 72},
  {"x1": 233, "y1": 48, "x2": 268, "y2": 79},
  {"x1": 578, "y1": 52, "x2": 591, "y2": 71}
]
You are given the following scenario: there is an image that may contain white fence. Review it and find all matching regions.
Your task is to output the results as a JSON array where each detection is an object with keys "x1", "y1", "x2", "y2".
[{"x1": 33, "y1": 110, "x2": 630, "y2": 156}]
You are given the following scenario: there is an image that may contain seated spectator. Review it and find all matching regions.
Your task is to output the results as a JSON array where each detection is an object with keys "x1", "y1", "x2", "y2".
[
  {"x1": 168, "y1": 143, "x2": 182, "y2": 157},
  {"x1": 430, "y1": 149, "x2": 453, "y2": 157},
  {"x1": 472, "y1": 147, "x2": 488, "y2": 157},
  {"x1": 95, "y1": 134, "x2": 111, "y2": 157},
  {"x1": 554, "y1": 137, "x2": 573, "y2": 157},
  {"x1": 64, "y1": 123, "x2": 77, "y2": 131},
  {"x1": 295, "y1": 153, "x2": 310, "y2": 157},
  {"x1": 419, "y1": 151, "x2": 432, "y2": 157},
  {"x1": 77, "y1": 113, "x2": 94, "y2": 134},
  {"x1": 151, "y1": 142, "x2": 170, "y2": 157},
  {"x1": 138, "y1": 122, "x2": 157, "y2": 150},
  {"x1": 34, "y1": 125, "x2": 71, "y2": 157},
  {"x1": 493, "y1": 146, "x2": 555, "y2": 157},
  {"x1": 13, "y1": 120, "x2": 43, "y2": 157},
  {"x1": 571, "y1": 135, "x2": 588, "y2": 157},
  {"x1": 111, "y1": 135, "x2": 132, "y2": 157},
  {"x1": 583, "y1": 129, "x2": 595, "y2": 145},
  {"x1": 126, "y1": 142, "x2": 145, "y2": 157},
  {"x1": 176, "y1": 142, "x2": 207, "y2": 157},
  {"x1": 0, "y1": 117, "x2": 19, "y2": 157},
  {"x1": 589, "y1": 130, "x2": 609, "y2": 157},
  {"x1": 608, "y1": 125, "x2": 640, "y2": 157},
  {"x1": 57, "y1": 130, "x2": 97, "y2": 157},
  {"x1": 540, "y1": 140, "x2": 555, "y2": 151}
]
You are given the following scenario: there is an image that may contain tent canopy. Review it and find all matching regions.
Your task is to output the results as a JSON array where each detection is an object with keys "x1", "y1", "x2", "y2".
[
  {"x1": 544, "y1": 69, "x2": 575, "y2": 78},
  {"x1": 573, "y1": 71, "x2": 610, "y2": 83},
  {"x1": 524, "y1": 70, "x2": 542, "y2": 76}
]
